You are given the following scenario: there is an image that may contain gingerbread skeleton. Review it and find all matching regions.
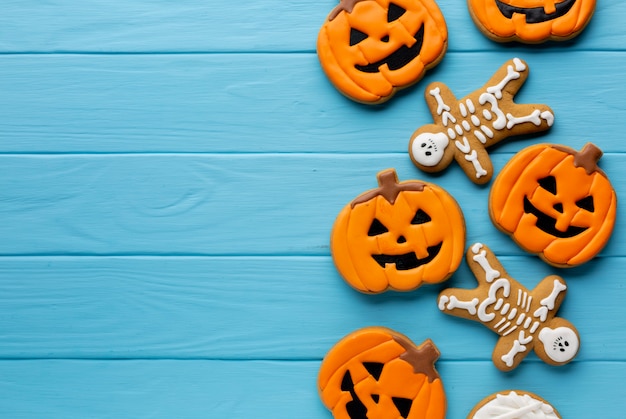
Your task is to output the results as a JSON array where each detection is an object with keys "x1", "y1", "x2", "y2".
[
  {"x1": 409, "y1": 58, "x2": 554, "y2": 184},
  {"x1": 438, "y1": 243, "x2": 579, "y2": 371}
]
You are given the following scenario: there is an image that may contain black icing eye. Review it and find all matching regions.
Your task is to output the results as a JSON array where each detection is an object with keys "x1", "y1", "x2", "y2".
[
  {"x1": 387, "y1": 3, "x2": 406, "y2": 22},
  {"x1": 350, "y1": 28, "x2": 368, "y2": 46},
  {"x1": 538, "y1": 176, "x2": 557, "y2": 195},
  {"x1": 368, "y1": 218, "x2": 389, "y2": 236},
  {"x1": 576, "y1": 196, "x2": 595, "y2": 212},
  {"x1": 411, "y1": 209, "x2": 431, "y2": 225},
  {"x1": 392, "y1": 397, "x2": 413, "y2": 418}
]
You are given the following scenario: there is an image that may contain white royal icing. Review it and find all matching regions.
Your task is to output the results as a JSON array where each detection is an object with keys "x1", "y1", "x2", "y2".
[{"x1": 472, "y1": 391, "x2": 559, "y2": 419}]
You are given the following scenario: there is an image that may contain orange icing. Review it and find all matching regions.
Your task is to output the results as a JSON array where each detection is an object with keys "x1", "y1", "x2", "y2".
[
  {"x1": 318, "y1": 327, "x2": 446, "y2": 419},
  {"x1": 468, "y1": 0, "x2": 596, "y2": 43},
  {"x1": 317, "y1": 0, "x2": 447, "y2": 104},
  {"x1": 330, "y1": 169, "x2": 465, "y2": 293},
  {"x1": 489, "y1": 143, "x2": 617, "y2": 267}
]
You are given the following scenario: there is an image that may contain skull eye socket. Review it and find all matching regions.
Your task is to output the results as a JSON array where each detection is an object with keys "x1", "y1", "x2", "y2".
[
  {"x1": 411, "y1": 209, "x2": 431, "y2": 225},
  {"x1": 387, "y1": 3, "x2": 406, "y2": 22},
  {"x1": 368, "y1": 218, "x2": 389, "y2": 236},
  {"x1": 575, "y1": 196, "x2": 594, "y2": 212},
  {"x1": 538, "y1": 176, "x2": 557, "y2": 195},
  {"x1": 350, "y1": 28, "x2": 368, "y2": 46}
]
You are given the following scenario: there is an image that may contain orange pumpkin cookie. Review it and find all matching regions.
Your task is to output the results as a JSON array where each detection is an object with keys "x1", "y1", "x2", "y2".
[
  {"x1": 468, "y1": 390, "x2": 561, "y2": 418},
  {"x1": 490, "y1": 143, "x2": 617, "y2": 267},
  {"x1": 409, "y1": 57, "x2": 554, "y2": 184},
  {"x1": 468, "y1": 0, "x2": 596, "y2": 43},
  {"x1": 439, "y1": 243, "x2": 580, "y2": 371},
  {"x1": 318, "y1": 327, "x2": 446, "y2": 419},
  {"x1": 317, "y1": 0, "x2": 447, "y2": 104},
  {"x1": 330, "y1": 168, "x2": 465, "y2": 293}
]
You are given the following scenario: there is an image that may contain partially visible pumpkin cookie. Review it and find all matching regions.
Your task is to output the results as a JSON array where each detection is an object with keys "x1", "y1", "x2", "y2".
[
  {"x1": 467, "y1": 0, "x2": 596, "y2": 43},
  {"x1": 489, "y1": 143, "x2": 617, "y2": 267},
  {"x1": 318, "y1": 327, "x2": 446, "y2": 419},
  {"x1": 331, "y1": 168, "x2": 465, "y2": 293},
  {"x1": 317, "y1": 0, "x2": 447, "y2": 104},
  {"x1": 468, "y1": 390, "x2": 561, "y2": 418}
]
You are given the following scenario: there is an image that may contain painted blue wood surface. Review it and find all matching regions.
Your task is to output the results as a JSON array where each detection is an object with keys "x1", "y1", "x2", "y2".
[{"x1": 0, "y1": 1, "x2": 625, "y2": 418}]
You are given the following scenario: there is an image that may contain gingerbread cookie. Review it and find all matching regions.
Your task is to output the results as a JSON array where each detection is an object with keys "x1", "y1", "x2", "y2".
[
  {"x1": 318, "y1": 327, "x2": 446, "y2": 419},
  {"x1": 409, "y1": 57, "x2": 554, "y2": 184},
  {"x1": 490, "y1": 143, "x2": 617, "y2": 267},
  {"x1": 317, "y1": 0, "x2": 447, "y2": 104},
  {"x1": 438, "y1": 243, "x2": 579, "y2": 371},
  {"x1": 468, "y1": 0, "x2": 596, "y2": 44},
  {"x1": 468, "y1": 390, "x2": 561, "y2": 418},
  {"x1": 330, "y1": 168, "x2": 465, "y2": 293}
]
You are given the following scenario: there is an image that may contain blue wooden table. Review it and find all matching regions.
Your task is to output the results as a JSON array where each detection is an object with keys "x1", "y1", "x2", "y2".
[{"x1": 0, "y1": 1, "x2": 624, "y2": 417}]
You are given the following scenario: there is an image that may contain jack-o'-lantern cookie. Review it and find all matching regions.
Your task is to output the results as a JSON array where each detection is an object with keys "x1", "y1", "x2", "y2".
[
  {"x1": 331, "y1": 168, "x2": 465, "y2": 293},
  {"x1": 317, "y1": 0, "x2": 447, "y2": 104},
  {"x1": 490, "y1": 143, "x2": 617, "y2": 267},
  {"x1": 409, "y1": 57, "x2": 554, "y2": 184},
  {"x1": 468, "y1": 390, "x2": 561, "y2": 418},
  {"x1": 438, "y1": 243, "x2": 580, "y2": 371},
  {"x1": 318, "y1": 327, "x2": 446, "y2": 419},
  {"x1": 468, "y1": 0, "x2": 596, "y2": 43}
]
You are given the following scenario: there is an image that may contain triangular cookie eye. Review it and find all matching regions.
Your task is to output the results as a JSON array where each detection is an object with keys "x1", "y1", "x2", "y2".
[
  {"x1": 411, "y1": 209, "x2": 431, "y2": 225},
  {"x1": 368, "y1": 218, "x2": 389, "y2": 236},
  {"x1": 576, "y1": 196, "x2": 594, "y2": 212},
  {"x1": 538, "y1": 176, "x2": 557, "y2": 194},
  {"x1": 350, "y1": 28, "x2": 368, "y2": 46},
  {"x1": 392, "y1": 397, "x2": 413, "y2": 418},
  {"x1": 363, "y1": 362, "x2": 384, "y2": 380},
  {"x1": 387, "y1": 3, "x2": 406, "y2": 22}
]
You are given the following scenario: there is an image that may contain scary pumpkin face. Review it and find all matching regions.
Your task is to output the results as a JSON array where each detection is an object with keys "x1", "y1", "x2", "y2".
[
  {"x1": 468, "y1": 0, "x2": 596, "y2": 43},
  {"x1": 490, "y1": 143, "x2": 617, "y2": 267},
  {"x1": 331, "y1": 169, "x2": 465, "y2": 293},
  {"x1": 318, "y1": 327, "x2": 446, "y2": 419},
  {"x1": 317, "y1": 0, "x2": 447, "y2": 104}
]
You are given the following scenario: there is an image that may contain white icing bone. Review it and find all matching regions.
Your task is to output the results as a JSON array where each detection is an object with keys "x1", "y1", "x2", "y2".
[
  {"x1": 464, "y1": 150, "x2": 488, "y2": 179},
  {"x1": 501, "y1": 331, "x2": 532, "y2": 367},
  {"x1": 471, "y1": 245, "x2": 500, "y2": 283},
  {"x1": 429, "y1": 86, "x2": 450, "y2": 115},
  {"x1": 506, "y1": 109, "x2": 542, "y2": 128},
  {"x1": 540, "y1": 280, "x2": 567, "y2": 310},
  {"x1": 438, "y1": 295, "x2": 480, "y2": 315},
  {"x1": 486, "y1": 64, "x2": 521, "y2": 99}
]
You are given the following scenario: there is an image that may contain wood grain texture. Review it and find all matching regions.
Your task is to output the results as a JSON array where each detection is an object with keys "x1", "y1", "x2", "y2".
[{"x1": 1, "y1": 0, "x2": 625, "y2": 417}]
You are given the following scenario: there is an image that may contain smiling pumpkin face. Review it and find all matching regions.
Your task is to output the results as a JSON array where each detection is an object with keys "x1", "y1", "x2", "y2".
[
  {"x1": 489, "y1": 143, "x2": 617, "y2": 267},
  {"x1": 317, "y1": 0, "x2": 447, "y2": 104},
  {"x1": 468, "y1": 0, "x2": 596, "y2": 43},
  {"x1": 331, "y1": 169, "x2": 465, "y2": 293}
]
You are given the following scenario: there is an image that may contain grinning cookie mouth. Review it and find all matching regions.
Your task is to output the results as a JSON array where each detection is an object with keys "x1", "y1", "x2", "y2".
[
  {"x1": 355, "y1": 25, "x2": 424, "y2": 73},
  {"x1": 495, "y1": 0, "x2": 577, "y2": 23},
  {"x1": 372, "y1": 242, "x2": 442, "y2": 270},
  {"x1": 523, "y1": 196, "x2": 587, "y2": 238}
]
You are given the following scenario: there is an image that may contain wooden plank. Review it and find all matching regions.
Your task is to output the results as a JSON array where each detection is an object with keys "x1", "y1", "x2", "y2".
[
  {"x1": 0, "y1": 256, "x2": 623, "y2": 360},
  {"x1": 0, "y1": 359, "x2": 622, "y2": 417},
  {"x1": 0, "y1": 1, "x2": 622, "y2": 53},
  {"x1": 0, "y1": 153, "x2": 622, "y2": 257},
  {"x1": 0, "y1": 51, "x2": 625, "y2": 153}
]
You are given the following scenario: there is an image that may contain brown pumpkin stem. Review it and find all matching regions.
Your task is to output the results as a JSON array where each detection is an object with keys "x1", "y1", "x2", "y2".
[
  {"x1": 574, "y1": 143, "x2": 603, "y2": 175},
  {"x1": 328, "y1": 0, "x2": 367, "y2": 21},
  {"x1": 351, "y1": 169, "x2": 425, "y2": 208},
  {"x1": 393, "y1": 336, "x2": 440, "y2": 383}
]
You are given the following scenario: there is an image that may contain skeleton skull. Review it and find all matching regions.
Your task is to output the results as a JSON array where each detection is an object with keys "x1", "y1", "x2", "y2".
[
  {"x1": 539, "y1": 326, "x2": 579, "y2": 363},
  {"x1": 410, "y1": 132, "x2": 449, "y2": 167}
]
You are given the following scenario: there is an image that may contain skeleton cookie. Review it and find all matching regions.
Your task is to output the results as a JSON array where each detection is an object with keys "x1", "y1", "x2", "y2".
[
  {"x1": 438, "y1": 243, "x2": 579, "y2": 371},
  {"x1": 409, "y1": 57, "x2": 554, "y2": 184}
]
